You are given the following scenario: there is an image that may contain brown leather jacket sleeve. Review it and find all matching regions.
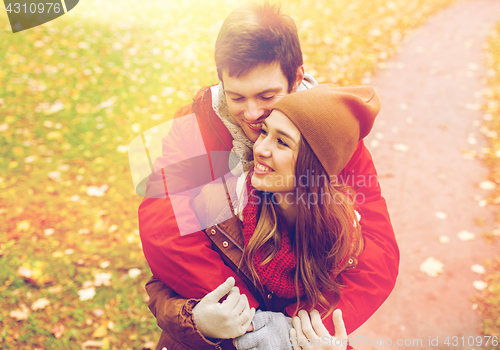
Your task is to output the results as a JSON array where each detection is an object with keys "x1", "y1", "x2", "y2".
[{"x1": 145, "y1": 276, "x2": 224, "y2": 350}]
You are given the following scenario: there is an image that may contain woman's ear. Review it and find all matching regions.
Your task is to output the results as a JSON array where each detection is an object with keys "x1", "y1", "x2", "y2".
[{"x1": 291, "y1": 66, "x2": 305, "y2": 92}]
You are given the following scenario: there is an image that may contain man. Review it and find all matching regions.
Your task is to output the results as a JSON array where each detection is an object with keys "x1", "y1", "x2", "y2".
[{"x1": 139, "y1": 3, "x2": 399, "y2": 349}]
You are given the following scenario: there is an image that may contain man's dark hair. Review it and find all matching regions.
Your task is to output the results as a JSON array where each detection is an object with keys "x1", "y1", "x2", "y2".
[{"x1": 215, "y1": 3, "x2": 303, "y2": 92}]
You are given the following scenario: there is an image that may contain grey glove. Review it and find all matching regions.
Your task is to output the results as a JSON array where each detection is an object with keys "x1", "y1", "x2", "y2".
[{"x1": 234, "y1": 310, "x2": 293, "y2": 350}]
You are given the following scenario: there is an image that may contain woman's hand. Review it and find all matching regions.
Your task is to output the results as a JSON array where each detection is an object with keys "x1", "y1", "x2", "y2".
[
  {"x1": 290, "y1": 309, "x2": 347, "y2": 350},
  {"x1": 192, "y1": 277, "x2": 255, "y2": 339}
]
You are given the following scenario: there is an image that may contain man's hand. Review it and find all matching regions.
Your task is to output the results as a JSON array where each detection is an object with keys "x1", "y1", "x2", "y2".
[
  {"x1": 192, "y1": 277, "x2": 255, "y2": 339},
  {"x1": 290, "y1": 309, "x2": 347, "y2": 350}
]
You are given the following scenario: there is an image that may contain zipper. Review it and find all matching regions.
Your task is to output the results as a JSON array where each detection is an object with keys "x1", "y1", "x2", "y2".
[{"x1": 214, "y1": 223, "x2": 272, "y2": 310}]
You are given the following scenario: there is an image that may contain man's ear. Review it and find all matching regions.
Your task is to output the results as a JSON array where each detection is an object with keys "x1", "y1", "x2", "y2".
[{"x1": 291, "y1": 66, "x2": 305, "y2": 92}]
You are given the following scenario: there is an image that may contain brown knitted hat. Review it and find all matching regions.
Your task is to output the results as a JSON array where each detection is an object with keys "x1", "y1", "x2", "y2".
[{"x1": 272, "y1": 84, "x2": 380, "y2": 176}]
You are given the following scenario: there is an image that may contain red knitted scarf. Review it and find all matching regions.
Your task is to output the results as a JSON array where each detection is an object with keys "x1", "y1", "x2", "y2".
[{"x1": 241, "y1": 174, "x2": 306, "y2": 299}]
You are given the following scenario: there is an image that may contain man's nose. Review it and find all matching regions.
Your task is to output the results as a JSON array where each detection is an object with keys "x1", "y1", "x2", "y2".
[{"x1": 244, "y1": 100, "x2": 265, "y2": 122}]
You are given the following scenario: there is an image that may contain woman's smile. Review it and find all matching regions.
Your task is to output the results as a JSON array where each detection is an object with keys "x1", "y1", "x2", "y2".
[{"x1": 254, "y1": 161, "x2": 274, "y2": 174}]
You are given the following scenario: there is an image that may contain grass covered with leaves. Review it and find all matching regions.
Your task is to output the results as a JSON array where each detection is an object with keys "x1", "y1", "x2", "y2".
[
  {"x1": 0, "y1": 0, "x2": 459, "y2": 348},
  {"x1": 473, "y1": 19, "x2": 500, "y2": 348}
]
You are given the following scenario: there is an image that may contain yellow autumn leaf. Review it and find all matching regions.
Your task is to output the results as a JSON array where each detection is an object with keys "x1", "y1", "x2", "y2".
[{"x1": 92, "y1": 323, "x2": 108, "y2": 338}]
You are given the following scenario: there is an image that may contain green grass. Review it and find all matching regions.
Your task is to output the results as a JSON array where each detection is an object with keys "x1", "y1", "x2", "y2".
[
  {"x1": 472, "y1": 19, "x2": 500, "y2": 348},
  {"x1": 0, "y1": 0, "x2": 460, "y2": 348}
]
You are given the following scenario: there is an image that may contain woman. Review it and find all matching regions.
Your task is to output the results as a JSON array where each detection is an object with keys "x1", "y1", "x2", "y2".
[{"x1": 146, "y1": 84, "x2": 380, "y2": 350}]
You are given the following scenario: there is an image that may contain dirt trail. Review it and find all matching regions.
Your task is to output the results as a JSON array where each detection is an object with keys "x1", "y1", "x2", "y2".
[{"x1": 350, "y1": 0, "x2": 500, "y2": 349}]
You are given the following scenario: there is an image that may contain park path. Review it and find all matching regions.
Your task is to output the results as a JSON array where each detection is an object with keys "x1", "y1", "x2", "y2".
[{"x1": 350, "y1": 0, "x2": 500, "y2": 349}]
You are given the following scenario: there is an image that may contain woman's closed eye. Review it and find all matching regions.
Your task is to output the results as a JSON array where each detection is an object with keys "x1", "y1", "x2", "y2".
[
  {"x1": 260, "y1": 129, "x2": 289, "y2": 147},
  {"x1": 277, "y1": 138, "x2": 289, "y2": 147}
]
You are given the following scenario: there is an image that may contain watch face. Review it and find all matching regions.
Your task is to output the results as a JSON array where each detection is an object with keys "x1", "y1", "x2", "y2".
[{"x1": 5, "y1": 0, "x2": 80, "y2": 33}]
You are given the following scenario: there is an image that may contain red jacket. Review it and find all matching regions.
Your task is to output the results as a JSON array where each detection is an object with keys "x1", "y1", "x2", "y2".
[{"x1": 139, "y1": 85, "x2": 399, "y2": 335}]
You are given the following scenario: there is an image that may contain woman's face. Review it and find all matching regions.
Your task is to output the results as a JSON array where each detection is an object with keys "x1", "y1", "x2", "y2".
[{"x1": 251, "y1": 110, "x2": 301, "y2": 195}]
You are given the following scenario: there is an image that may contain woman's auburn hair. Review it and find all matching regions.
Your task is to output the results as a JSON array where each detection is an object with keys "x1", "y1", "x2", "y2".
[
  {"x1": 214, "y1": 2, "x2": 303, "y2": 93},
  {"x1": 243, "y1": 136, "x2": 363, "y2": 317}
]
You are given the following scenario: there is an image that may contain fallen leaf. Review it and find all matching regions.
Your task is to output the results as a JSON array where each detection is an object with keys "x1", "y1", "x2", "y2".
[
  {"x1": 461, "y1": 149, "x2": 477, "y2": 160},
  {"x1": 81, "y1": 340, "x2": 104, "y2": 349},
  {"x1": 465, "y1": 103, "x2": 481, "y2": 110},
  {"x1": 86, "y1": 185, "x2": 108, "y2": 197},
  {"x1": 435, "y1": 212, "x2": 447, "y2": 219},
  {"x1": 94, "y1": 273, "x2": 112, "y2": 287},
  {"x1": 78, "y1": 228, "x2": 90, "y2": 235},
  {"x1": 438, "y1": 124, "x2": 448, "y2": 130},
  {"x1": 48, "y1": 171, "x2": 62, "y2": 182},
  {"x1": 131, "y1": 123, "x2": 141, "y2": 133},
  {"x1": 479, "y1": 181, "x2": 496, "y2": 190},
  {"x1": 48, "y1": 284, "x2": 63, "y2": 294},
  {"x1": 46, "y1": 101, "x2": 65, "y2": 114},
  {"x1": 471, "y1": 264, "x2": 485, "y2": 274},
  {"x1": 78, "y1": 287, "x2": 96, "y2": 301},
  {"x1": 370, "y1": 139, "x2": 380, "y2": 148},
  {"x1": 457, "y1": 230, "x2": 475, "y2": 241},
  {"x1": 393, "y1": 143, "x2": 408, "y2": 152},
  {"x1": 18, "y1": 266, "x2": 33, "y2": 279},
  {"x1": 17, "y1": 220, "x2": 31, "y2": 232},
  {"x1": 24, "y1": 155, "x2": 36, "y2": 163},
  {"x1": 467, "y1": 134, "x2": 477, "y2": 145},
  {"x1": 473, "y1": 280, "x2": 488, "y2": 291},
  {"x1": 128, "y1": 268, "x2": 141, "y2": 279},
  {"x1": 96, "y1": 96, "x2": 117, "y2": 110},
  {"x1": 82, "y1": 280, "x2": 94, "y2": 289},
  {"x1": 141, "y1": 341, "x2": 156, "y2": 349},
  {"x1": 44, "y1": 228, "x2": 55, "y2": 236},
  {"x1": 31, "y1": 298, "x2": 50, "y2": 311},
  {"x1": 92, "y1": 323, "x2": 108, "y2": 338},
  {"x1": 438, "y1": 235, "x2": 450, "y2": 244},
  {"x1": 92, "y1": 309, "x2": 104, "y2": 317},
  {"x1": 51, "y1": 324, "x2": 65, "y2": 339},
  {"x1": 99, "y1": 261, "x2": 110, "y2": 269},
  {"x1": 419, "y1": 257, "x2": 444, "y2": 277},
  {"x1": 10, "y1": 303, "x2": 30, "y2": 320},
  {"x1": 467, "y1": 63, "x2": 479, "y2": 71}
]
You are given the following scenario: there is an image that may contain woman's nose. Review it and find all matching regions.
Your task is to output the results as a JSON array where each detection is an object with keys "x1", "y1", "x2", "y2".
[{"x1": 254, "y1": 138, "x2": 272, "y2": 158}]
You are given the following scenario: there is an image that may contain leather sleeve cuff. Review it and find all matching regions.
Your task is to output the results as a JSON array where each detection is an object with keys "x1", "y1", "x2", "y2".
[{"x1": 180, "y1": 299, "x2": 224, "y2": 348}]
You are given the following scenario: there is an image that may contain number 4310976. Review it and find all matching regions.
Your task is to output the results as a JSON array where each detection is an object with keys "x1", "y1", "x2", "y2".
[
  {"x1": 444, "y1": 336, "x2": 498, "y2": 347},
  {"x1": 6, "y1": 3, "x2": 62, "y2": 14}
]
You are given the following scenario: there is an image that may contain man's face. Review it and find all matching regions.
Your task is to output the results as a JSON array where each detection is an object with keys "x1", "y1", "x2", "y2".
[{"x1": 222, "y1": 63, "x2": 302, "y2": 142}]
